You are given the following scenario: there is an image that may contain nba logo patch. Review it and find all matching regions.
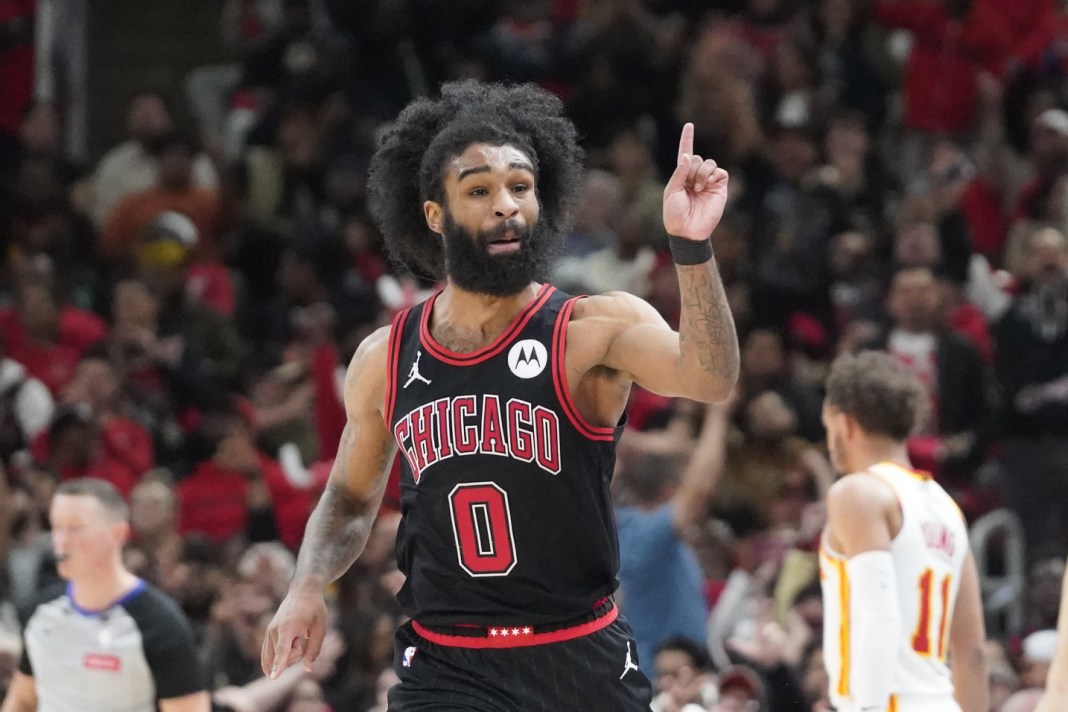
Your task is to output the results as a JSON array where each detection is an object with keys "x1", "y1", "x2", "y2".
[{"x1": 403, "y1": 646, "x2": 417, "y2": 668}]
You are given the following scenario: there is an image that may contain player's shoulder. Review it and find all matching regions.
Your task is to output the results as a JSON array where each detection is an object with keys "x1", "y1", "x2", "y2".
[
  {"x1": 827, "y1": 471, "x2": 898, "y2": 514},
  {"x1": 567, "y1": 291, "x2": 665, "y2": 338},
  {"x1": 117, "y1": 581, "x2": 192, "y2": 633},
  {"x1": 353, "y1": 324, "x2": 393, "y2": 362},
  {"x1": 118, "y1": 580, "x2": 199, "y2": 649},
  {"x1": 344, "y1": 324, "x2": 393, "y2": 380},
  {"x1": 570, "y1": 290, "x2": 658, "y2": 319},
  {"x1": 925, "y1": 479, "x2": 968, "y2": 524}
]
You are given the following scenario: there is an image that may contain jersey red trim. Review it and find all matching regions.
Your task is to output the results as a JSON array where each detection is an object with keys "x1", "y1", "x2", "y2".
[
  {"x1": 879, "y1": 461, "x2": 933, "y2": 481},
  {"x1": 383, "y1": 308, "x2": 411, "y2": 428},
  {"x1": 418, "y1": 284, "x2": 556, "y2": 366},
  {"x1": 411, "y1": 603, "x2": 619, "y2": 649},
  {"x1": 552, "y1": 297, "x2": 616, "y2": 441}
]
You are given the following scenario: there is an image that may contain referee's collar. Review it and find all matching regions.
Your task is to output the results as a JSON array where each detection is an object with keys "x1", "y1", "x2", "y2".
[{"x1": 66, "y1": 578, "x2": 146, "y2": 617}]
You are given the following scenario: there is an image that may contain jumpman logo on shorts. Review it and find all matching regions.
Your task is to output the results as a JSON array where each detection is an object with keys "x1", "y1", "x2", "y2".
[
  {"x1": 620, "y1": 641, "x2": 640, "y2": 680},
  {"x1": 404, "y1": 352, "x2": 432, "y2": 388}
]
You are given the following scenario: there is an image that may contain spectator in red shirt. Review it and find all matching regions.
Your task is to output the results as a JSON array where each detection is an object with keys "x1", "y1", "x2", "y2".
[
  {"x1": 0, "y1": 283, "x2": 97, "y2": 396},
  {"x1": 29, "y1": 350, "x2": 155, "y2": 497},
  {"x1": 862, "y1": 267, "x2": 993, "y2": 489},
  {"x1": 872, "y1": 0, "x2": 1025, "y2": 178},
  {"x1": 286, "y1": 302, "x2": 346, "y2": 460},
  {"x1": 177, "y1": 409, "x2": 313, "y2": 550},
  {"x1": 0, "y1": 255, "x2": 108, "y2": 362},
  {"x1": 0, "y1": 0, "x2": 36, "y2": 145},
  {"x1": 981, "y1": 0, "x2": 1058, "y2": 77}
]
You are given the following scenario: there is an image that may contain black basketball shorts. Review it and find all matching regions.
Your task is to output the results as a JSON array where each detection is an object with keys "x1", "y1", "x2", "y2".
[{"x1": 387, "y1": 603, "x2": 653, "y2": 711}]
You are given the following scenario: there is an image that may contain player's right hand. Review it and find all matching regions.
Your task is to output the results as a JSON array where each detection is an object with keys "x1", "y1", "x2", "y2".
[
  {"x1": 261, "y1": 582, "x2": 328, "y2": 679},
  {"x1": 1036, "y1": 692, "x2": 1065, "y2": 712},
  {"x1": 662, "y1": 122, "x2": 728, "y2": 241}
]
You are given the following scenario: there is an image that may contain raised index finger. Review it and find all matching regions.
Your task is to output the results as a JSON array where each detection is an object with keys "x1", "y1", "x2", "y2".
[{"x1": 678, "y1": 122, "x2": 694, "y2": 161}]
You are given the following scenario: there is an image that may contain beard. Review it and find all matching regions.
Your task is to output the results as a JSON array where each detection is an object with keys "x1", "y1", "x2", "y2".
[{"x1": 441, "y1": 211, "x2": 560, "y2": 296}]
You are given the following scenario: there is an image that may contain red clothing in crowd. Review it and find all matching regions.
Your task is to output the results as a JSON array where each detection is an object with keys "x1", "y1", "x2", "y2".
[
  {"x1": 626, "y1": 385, "x2": 675, "y2": 433},
  {"x1": 983, "y1": 0, "x2": 1058, "y2": 71},
  {"x1": 0, "y1": 0, "x2": 36, "y2": 136},
  {"x1": 0, "y1": 305, "x2": 109, "y2": 394},
  {"x1": 738, "y1": 17, "x2": 792, "y2": 65},
  {"x1": 1011, "y1": 175, "x2": 1049, "y2": 223},
  {"x1": 311, "y1": 343, "x2": 346, "y2": 460},
  {"x1": 948, "y1": 301, "x2": 995, "y2": 366},
  {"x1": 872, "y1": 0, "x2": 1055, "y2": 135},
  {"x1": 186, "y1": 262, "x2": 236, "y2": 317},
  {"x1": 907, "y1": 435, "x2": 942, "y2": 476},
  {"x1": 97, "y1": 416, "x2": 155, "y2": 475},
  {"x1": 177, "y1": 453, "x2": 313, "y2": 550},
  {"x1": 961, "y1": 177, "x2": 1009, "y2": 262},
  {"x1": 0, "y1": 303, "x2": 109, "y2": 352},
  {"x1": 351, "y1": 248, "x2": 389, "y2": 286},
  {"x1": 30, "y1": 416, "x2": 154, "y2": 498},
  {"x1": 7, "y1": 341, "x2": 81, "y2": 396}
]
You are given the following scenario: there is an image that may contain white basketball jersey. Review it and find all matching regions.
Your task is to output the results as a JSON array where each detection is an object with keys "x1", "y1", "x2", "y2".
[{"x1": 820, "y1": 462, "x2": 969, "y2": 712}]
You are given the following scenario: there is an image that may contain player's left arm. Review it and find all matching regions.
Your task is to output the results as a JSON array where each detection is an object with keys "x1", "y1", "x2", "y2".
[
  {"x1": 826, "y1": 475, "x2": 902, "y2": 712},
  {"x1": 597, "y1": 123, "x2": 738, "y2": 404},
  {"x1": 948, "y1": 550, "x2": 988, "y2": 712},
  {"x1": 134, "y1": 590, "x2": 211, "y2": 710},
  {"x1": 158, "y1": 691, "x2": 211, "y2": 712},
  {"x1": 1036, "y1": 555, "x2": 1068, "y2": 712},
  {"x1": 0, "y1": 670, "x2": 37, "y2": 712}
]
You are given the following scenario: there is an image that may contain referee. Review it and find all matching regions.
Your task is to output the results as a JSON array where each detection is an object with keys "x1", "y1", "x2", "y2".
[{"x1": 1, "y1": 478, "x2": 210, "y2": 712}]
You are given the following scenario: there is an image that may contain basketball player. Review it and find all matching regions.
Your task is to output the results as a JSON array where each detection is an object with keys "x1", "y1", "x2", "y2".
[
  {"x1": 260, "y1": 80, "x2": 739, "y2": 711},
  {"x1": 819, "y1": 351, "x2": 987, "y2": 712},
  {"x1": 1, "y1": 478, "x2": 209, "y2": 712}
]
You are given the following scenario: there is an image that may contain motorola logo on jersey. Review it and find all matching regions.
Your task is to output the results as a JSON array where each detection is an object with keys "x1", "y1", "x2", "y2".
[
  {"x1": 393, "y1": 395, "x2": 562, "y2": 481},
  {"x1": 508, "y1": 339, "x2": 548, "y2": 379}
]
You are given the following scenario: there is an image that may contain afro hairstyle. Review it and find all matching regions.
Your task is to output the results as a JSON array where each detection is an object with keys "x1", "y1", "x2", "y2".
[{"x1": 366, "y1": 80, "x2": 584, "y2": 278}]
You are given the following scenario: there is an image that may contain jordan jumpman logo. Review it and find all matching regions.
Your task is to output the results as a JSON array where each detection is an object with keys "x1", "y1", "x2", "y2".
[
  {"x1": 620, "y1": 641, "x2": 640, "y2": 679},
  {"x1": 403, "y1": 352, "x2": 432, "y2": 388}
]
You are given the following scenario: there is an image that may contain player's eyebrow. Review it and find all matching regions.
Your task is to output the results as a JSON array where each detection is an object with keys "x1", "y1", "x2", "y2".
[{"x1": 457, "y1": 162, "x2": 534, "y2": 181}]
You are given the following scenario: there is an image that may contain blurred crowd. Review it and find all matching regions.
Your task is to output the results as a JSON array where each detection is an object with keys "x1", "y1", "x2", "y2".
[{"x1": 2, "y1": 0, "x2": 1068, "y2": 710}]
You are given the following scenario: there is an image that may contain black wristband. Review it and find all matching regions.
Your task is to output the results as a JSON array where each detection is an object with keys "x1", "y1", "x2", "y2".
[{"x1": 668, "y1": 235, "x2": 713, "y2": 265}]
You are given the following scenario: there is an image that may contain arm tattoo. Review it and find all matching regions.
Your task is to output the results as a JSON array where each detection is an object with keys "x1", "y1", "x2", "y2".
[
  {"x1": 676, "y1": 258, "x2": 739, "y2": 387},
  {"x1": 293, "y1": 434, "x2": 395, "y2": 584}
]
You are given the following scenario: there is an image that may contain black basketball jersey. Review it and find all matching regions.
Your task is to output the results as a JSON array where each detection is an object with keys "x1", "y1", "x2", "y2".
[{"x1": 385, "y1": 284, "x2": 622, "y2": 626}]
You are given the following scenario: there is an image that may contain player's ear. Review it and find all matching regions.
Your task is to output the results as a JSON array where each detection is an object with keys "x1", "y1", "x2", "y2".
[
  {"x1": 841, "y1": 412, "x2": 859, "y2": 439},
  {"x1": 113, "y1": 520, "x2": 131, "y2": 547},
  {"x1": 424, "y1": 201, "x2": 444, "y2": 236}
]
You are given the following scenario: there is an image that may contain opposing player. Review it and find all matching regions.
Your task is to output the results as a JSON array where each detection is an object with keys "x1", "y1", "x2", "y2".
[
  {"x1": 260, "y1": 79, "x2": 739, "y2": 710},
  {"x1": 819, "y1": 351, "x2": 987, "y2": 712},
  {"x1": 1035, "y1": 556, "x2": 1068, "y2": 712}
]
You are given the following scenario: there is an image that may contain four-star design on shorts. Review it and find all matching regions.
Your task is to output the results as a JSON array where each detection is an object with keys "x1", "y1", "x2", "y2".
[{"x1": 489, "y1": 626, "x2": 534, "y2": 637}]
